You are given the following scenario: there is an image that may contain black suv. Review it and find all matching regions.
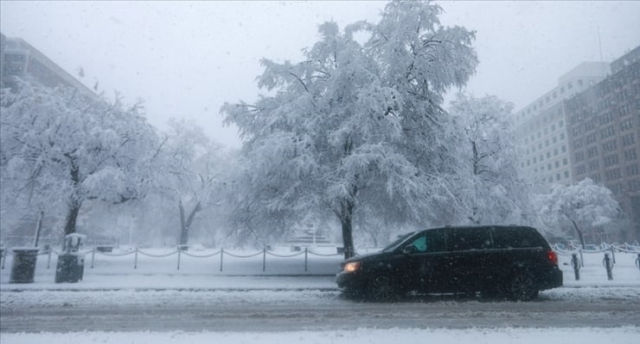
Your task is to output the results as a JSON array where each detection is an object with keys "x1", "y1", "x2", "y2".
[{"x1": 336, "y1": 225, "x2": 563, "y2": 301}]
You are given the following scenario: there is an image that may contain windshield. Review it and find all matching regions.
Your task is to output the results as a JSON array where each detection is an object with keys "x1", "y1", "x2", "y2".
[{"x1": 381, "y1": 232, "x2": 416, "y2": 253}]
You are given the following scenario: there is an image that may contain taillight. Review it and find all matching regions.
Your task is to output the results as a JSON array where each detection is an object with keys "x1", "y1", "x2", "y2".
[{"x1": 547, "y1": 250, "x2": 558, "y2": 266}]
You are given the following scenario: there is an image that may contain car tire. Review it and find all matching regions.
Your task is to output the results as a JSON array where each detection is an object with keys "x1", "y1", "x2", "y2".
[
  {"x1": 508, "y1": 272, "x2": 539, "y2": 301},
  {"x1": 367, "y1": 275, "x2": 399, "y2": 302}
]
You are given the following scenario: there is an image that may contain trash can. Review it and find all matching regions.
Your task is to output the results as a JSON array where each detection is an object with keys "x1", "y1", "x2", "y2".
[
  {"x1": 10, "y1": 248, "x2": 40, "y2": 283},
  {"x1": 55, "y1": 253, "x2": 85, "y2": 283},
  {"x1": 55, "y1": 234, "x2": 86, "y2": 283}
]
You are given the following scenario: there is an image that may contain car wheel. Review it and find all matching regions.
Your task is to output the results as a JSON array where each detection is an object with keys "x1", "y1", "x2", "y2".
[
  {"x1": 368, "y1": 275, "x2": 398, "y2": 301},
  {"x1": 508, "y1": 272, "x2": 539, "y2": 301}
]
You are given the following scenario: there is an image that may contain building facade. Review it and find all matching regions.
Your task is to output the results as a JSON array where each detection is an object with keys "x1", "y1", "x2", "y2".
[
  {"x1": 1, "y1": 33, "x2": 94, "y2": 97},
  {"x1": 514, "y1": 62, "x2": 610, "y2": 190},
  {"x1": 565, "y1": 46, "x2": 640, "y2": 241}
]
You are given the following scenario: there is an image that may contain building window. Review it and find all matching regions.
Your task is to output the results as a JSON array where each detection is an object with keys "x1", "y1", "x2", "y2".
[
  {"x1": 562, "y1": 145, "x2": 567, "y2": 153},
  {"x1": 620, "y1": 119, "x2": 633, "y2": 131},
  {"x1": 589, "y1": 160, "x2": 599, "y2": 172},
  {"x1": 609, "y1": 183, "x2": 623, "y2": 194},
  {"x1": 576, "y1": 164, "x2": 586, "y2": 175},
  {"x1": 560, "y1": 133, "x2": 565, "y2": 140},
  {"x1": 563, "y1": 158, "x2": 568, "y2": 165},
  {"x1": 575, "y1": 151, "x2": 585, "y2": 162},
  {"x1": 623, "y1": 149, "x2": 638, "y2": 161},
  {"x1": 564, "y1": 171, "x2": 570, "y2": 178},
  {"x1": 603, "y1": 154, "x2": 619, "y2": 167},
  {"x1": 586, "y1": 133, "x2": 597, "y2": 145},
  {"x1": 587, "y1": 146, "x2": 598, "y2": 158},
  {"x1": 629, "y1": 180, "x2": 640, "y2": 192},
  {"x1": 605, "y1": 168, "x2": 621, "y2": 181},
  {"x1": 626, "y1": 164, "x2": 639, "y2": 176},
  {"x1": 546, "y1": 152, "x2": 551, "y2": 159},
  {"x1": 574, "y1": 139, "x2": 583, "y2": 149},
  {"x1": 622, "y1": 133, "x2": 636, "y2": 147},
  {"x1": 600, "y1": 125, "x2": 616, "y2": 139},
  {"x1": 602, "y1": 140, "x2": 618, "y2": 152}
]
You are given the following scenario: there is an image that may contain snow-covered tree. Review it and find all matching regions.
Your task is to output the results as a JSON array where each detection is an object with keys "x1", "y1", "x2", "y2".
[
  {"x1": 449, "y1": 93, "x2": 534, "y2": 225},
  {"x1": 535, "y1": 178, "x2": 620, "y2": 248},
  {"x1": 154, "y1": 119, "x2": 230, "y2": 247},
  {"x1": 0, "y1": 80, "x2": 160, "y2": 238},
  {"x1": 222, "y1": 0, "x2": 478, "y2": 258}
]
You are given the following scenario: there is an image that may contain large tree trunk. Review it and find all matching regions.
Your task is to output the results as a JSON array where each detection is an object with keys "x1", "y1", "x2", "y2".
[
  {"x1": 64, "y1": 160, "x2": 82, "y2": 236},
  {"x1": 339, "y1": 198, "x2": 356, "y2": 259},
  {"x1": 179, "y1": 201, "x2": 201, "y2": 246},
  {"x1": 33, "y1": 210, "x2": 44, "y2": 247},
  {"x1": 570, "y1": 218, "x2": 586, "y2": 249},
  {"x1": 63, "y1": 201, "x2": 82, "y2": 236}
]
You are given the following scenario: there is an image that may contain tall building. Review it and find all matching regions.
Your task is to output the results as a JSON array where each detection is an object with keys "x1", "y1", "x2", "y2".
[
  {"x1": 514, "y1": 62, "x2": 610, "y2": 190},
  {"x1": 0, "y1": 32, "x2": 94, "y2": 97},
  {"x1": 565, "y1": 46, "x2": 640, "y2": 241}
]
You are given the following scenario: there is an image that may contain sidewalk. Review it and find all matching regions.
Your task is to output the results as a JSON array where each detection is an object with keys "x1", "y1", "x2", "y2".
[{"x1": 1, "y1": 248, "x2": 638, "y2": 291}]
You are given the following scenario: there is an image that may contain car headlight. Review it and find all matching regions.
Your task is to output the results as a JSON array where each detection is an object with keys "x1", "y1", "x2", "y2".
[{"x1": 344, "y1": 261, "x2": 360, "y2": 273}]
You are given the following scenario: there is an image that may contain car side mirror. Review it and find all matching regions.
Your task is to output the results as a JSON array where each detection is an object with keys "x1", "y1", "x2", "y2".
[{"x1": 402, "y1": 245, "x2": 417, "y2": 254}]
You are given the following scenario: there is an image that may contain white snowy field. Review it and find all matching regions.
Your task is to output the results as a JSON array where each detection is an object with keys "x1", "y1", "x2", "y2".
[{"x1": 3, "y1": 327, "x2": 639, "y2": 344}]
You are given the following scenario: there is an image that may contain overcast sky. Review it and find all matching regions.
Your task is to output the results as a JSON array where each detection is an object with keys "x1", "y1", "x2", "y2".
[{"x1": 2, "y1": 1, "x2": 639, "y2": 148}]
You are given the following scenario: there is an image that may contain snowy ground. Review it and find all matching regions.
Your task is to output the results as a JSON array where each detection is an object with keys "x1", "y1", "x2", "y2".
[
  {"x1": 4, "y1": 327, "x2": 639, "y2": 344},
  {"x1": 1, "y1": 248, "x2": 639, "y2": 343}
]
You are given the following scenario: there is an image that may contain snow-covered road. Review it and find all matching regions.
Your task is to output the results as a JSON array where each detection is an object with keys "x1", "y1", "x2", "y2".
[{"x1": 2, "y1": 286, "x2": 639, "y2": 333}]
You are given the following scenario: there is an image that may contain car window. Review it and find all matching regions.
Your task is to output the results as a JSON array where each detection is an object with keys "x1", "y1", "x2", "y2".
[
  {"x1": 492, "y1": 227, "x2": 549, "y2": 249},
  {"x1": 405, "y1": 229, "x2": 446, "y2": 253},
  {"x1": 447, "y1": 227, "x2": 493, "y2": 251}
]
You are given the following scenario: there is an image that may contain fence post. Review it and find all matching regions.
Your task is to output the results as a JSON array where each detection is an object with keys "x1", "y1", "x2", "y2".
[
  {"x1": 47, "y1": 249, "x2": 52, "y2": 269},
  {"x1": 571, "y1": 253, "x2": 580, "y2": 281},
  {"x1": 220, "y1": 248, "x2": 224, "y2": 272},
  {"x1": 579, "y1": 249, "x2": 584, "y2": 268},
  {"x1": 177, "y1": 248, "x2": 181, "y2": 271},
  {"x1": 263, "y1": 248, "x2": 267, "y2": 272},
  {"x1": 91, "y1": 247, "x2": 96, "y2": 269},
  {"x1": 603, "y1": 253, "x2": 613, "y2": 280},
  {"x1": 134, "y1": 248, "x2": 139, "y2": 269},
  {"x1": 305, "y1": 248, "x2": 308, "y2": 273},
  {"x1": 0, "y1": 248, "x2": 4, "y2": 269},
  {"x1": 635, "y1": 253, "x2": 639, "y2": 272}
]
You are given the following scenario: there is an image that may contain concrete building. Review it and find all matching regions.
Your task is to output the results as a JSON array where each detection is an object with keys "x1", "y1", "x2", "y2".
[
  {"x1": 514, "y1": 62, "x2": 610, "y2": 190},
  {"x1": 565, "y1": 46, "x2": 640, "y2": 242},
  {"x1": 0, "y1": 32, "x2": 94, "y2": 97}
]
